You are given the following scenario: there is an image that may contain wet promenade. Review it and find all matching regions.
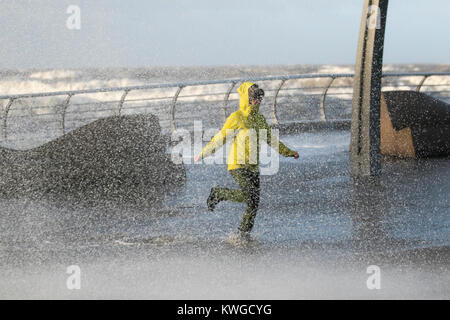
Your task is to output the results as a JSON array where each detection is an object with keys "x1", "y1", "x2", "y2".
[{"x1": 0, "y1": 130, "x2": 448, "y2": 299}]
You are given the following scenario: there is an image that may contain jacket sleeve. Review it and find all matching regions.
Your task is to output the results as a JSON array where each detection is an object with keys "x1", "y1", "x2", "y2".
[
  {"x1": 263, "y1": 116, "x2": 295, "y2": 157},
  {"x1": 200, "y1": 113, "x2": 239, "y2": 159}
]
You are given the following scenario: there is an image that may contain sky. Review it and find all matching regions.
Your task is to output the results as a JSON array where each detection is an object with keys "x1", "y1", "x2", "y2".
[{"x1": 0, "y1": 0, "x2": 449, "y2": 69}]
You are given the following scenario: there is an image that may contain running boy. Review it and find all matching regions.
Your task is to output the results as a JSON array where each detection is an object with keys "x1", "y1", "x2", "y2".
[{"x1": 194, "y1": 82, "x2": 299, "y2": 238}]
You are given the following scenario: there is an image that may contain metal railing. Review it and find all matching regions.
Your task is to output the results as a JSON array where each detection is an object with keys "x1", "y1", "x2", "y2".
[{"x1": 1, "y1": 72, "x2": 449, "y2": 139}]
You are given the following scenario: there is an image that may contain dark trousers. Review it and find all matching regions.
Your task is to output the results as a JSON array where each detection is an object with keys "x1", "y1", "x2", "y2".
[{"x1": 213, "y1": 168, "x2": 260, "y2": 233}]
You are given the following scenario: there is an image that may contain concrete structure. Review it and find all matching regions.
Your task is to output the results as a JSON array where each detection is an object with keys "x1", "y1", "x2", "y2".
[
  {"x1": 350, "y1": 0, "x2": 389, "y2": 177},
  {"x1": 380, "y1": 91, "x2": 450, "y2": 157},
  {"x1": 0, "y1": 114, "x2": 186, "y2": 206}
]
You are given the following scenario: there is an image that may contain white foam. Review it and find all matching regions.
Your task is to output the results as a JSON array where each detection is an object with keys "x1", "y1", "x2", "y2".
[
  {"x1": 317, "y1": 65, "x2": 354, "y2": 74},
  {"x1": 29, "y1": 70, "x2": 81, "y2": 80}
]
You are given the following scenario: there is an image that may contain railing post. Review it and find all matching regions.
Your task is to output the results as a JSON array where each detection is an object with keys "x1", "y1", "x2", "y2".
[
  {"x1": 416, "y1": 75, "x2": 430, "y2": 92},
  {"x1": 60, "y1": 94, "x2": 73, "y2": 135},
  {"x1": 272, "y1": 79, "x2": 286, "y2": 126},
  {"x1": 222, "y1": 82, "x2": 236, "y2": 122},
  {"x1": 170, "y1": 86, "x2": 184, "y2": 133},
  {"x1": 2, "y1": 98, "x2": 15, "y2": 139},
  {"x1": 319, "y1": 76, "x2": 335, "y2": 122},
  {"x1": 117, "y1": 89, "x2": 131, "y2": 116}
]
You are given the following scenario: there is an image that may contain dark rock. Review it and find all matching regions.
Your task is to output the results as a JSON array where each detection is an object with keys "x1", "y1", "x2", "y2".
[
  {"x1": 381, "y1": 91, "x2": 450, "y2": 158},
  {"x1": 0, "y1": 115, "x2": 186, "y2": 206}
]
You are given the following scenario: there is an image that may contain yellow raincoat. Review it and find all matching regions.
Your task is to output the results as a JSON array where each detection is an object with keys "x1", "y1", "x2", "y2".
[{"x1": 200, "y1": 82, "x2": 295, "y2": 171}]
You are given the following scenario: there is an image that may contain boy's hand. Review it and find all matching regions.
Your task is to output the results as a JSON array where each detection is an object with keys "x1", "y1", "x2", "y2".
[
  {"x1": 194, "y1": 154, "x2": 201, "y2": 162},
  {"x1": 292, "y1": 152, "x2": 299, "y2": 159}
]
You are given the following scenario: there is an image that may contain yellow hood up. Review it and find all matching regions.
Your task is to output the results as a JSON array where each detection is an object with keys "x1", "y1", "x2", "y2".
[{"x1": 237, "y1": 81, "x2": 256, "y2": 118}]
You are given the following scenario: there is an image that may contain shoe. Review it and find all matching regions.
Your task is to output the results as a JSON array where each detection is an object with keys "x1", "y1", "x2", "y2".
[
  {"x1": 226, "y1": 230, "x2": 251, "y2": 246},
  {"x1": 207, "y1": 188, "x2": 220, "y2": 211},
  {"x1": 237, "y1": 229, "x2": 251, "y2": 242}
]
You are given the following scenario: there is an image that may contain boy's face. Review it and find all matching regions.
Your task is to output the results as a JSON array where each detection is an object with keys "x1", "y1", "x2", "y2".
[
  {"x1": 250, "y1": 98, "x2": 262, "y2": 106},
  {"x1": 249, "y1": 98, "x2": 261, "y2": 113}
]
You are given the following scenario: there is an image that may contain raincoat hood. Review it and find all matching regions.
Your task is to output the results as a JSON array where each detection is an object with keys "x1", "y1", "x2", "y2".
[{"x1": 237, "y1": 81, "x2": 258, "y2": 117}]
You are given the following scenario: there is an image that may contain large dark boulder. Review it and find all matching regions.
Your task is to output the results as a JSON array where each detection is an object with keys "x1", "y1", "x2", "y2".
[
  {"x1": 0, "y1": 115, "x2": 185, "y2": 205},
  {"x1": 381, "y1": 91, "x2": 450, "y2": 158}
]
